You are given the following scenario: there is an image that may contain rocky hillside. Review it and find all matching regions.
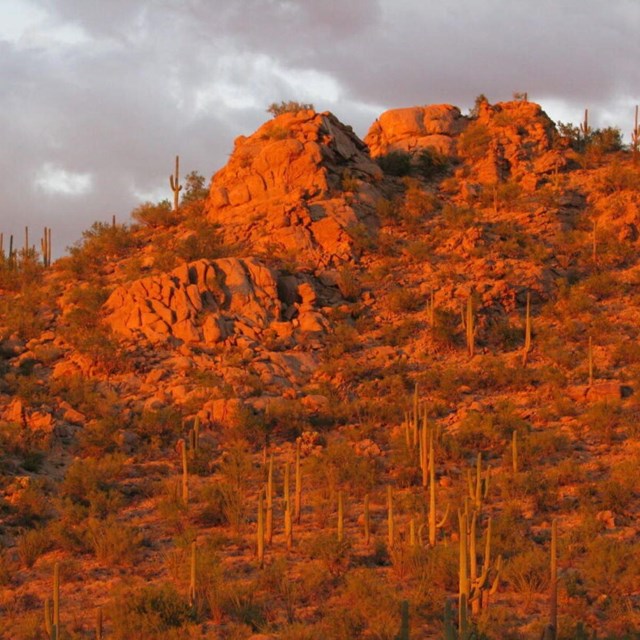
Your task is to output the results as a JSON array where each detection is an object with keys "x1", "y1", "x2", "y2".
[{"x1": 1, "y1": 99, "x2": 639, "y2": 640}]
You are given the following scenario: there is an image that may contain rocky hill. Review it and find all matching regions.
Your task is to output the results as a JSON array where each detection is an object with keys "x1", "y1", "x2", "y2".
[{"x1": 1, "y1": 99, "x2": 639, "y2": 640}]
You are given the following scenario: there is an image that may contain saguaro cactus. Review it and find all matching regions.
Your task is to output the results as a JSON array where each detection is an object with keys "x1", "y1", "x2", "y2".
[
  {"x1": 169, "y1": 155, "x2": 182, "y2": 211},
  {"x1": 522, "y1": 291, "x2": 531, "y2": 366},
  {"x1": 295, "y1": 439, "x2": 302, "y2": 524},
  {"x1": 458, "y1": 511, "x2": 469, "y2": 635},
  {"x1": 428, "y1": 432, "x2": 449, "y2": 546},
  {"x1": 40, "y1": 226, "x2": 52, "y2": 267},
  {"x1": 397, "y1": 600, "x2": 410, "y2": 640},
  {"x1": 467, "y1": 453, "x2": 490, "y2": 512},
  {"x1": 189, "y1": 540, "x2": 197, "y2": 606},
  {"x1": 96, "y1": 606, "x2": 103, "y2": 640},
  {"x1": 179, "y1": 439, "x2": 189, "y2": 505},
  {"x1": 257, "y1": 493, "x2": 265, "y2": 567},
  {"x1": 266, "y1": 455, "x2": 274, "y2": 544},
  {"x1": 189, "y1": 417, "x2": 200, "y2": 456},
  {"x1": 465, "y1": 295, "x2": 475, "y2": 358},
  {"x1": 44, "y1": 561, "x2": 61, "y2": 639},
  {"x1": 580, "y1": 109, "x2": 591, "y2": 148}
]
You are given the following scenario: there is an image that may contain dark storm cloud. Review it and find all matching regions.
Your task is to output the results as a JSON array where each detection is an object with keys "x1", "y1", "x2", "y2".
[{"x1": 0, "y1": 0, "x2": 638, "y2": 256}]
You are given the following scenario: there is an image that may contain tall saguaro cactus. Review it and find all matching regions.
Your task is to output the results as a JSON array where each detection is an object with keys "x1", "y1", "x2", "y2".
[
  {"x1": 189, "y1": 540, "x2": 197, "y2": 607},
  {"x1": 522, "y1": 291, "x2": 531, "y2": 366},
  {"x1": 179, "y1": 439, "x2": 189, "y2": 506},
  {"x1": 40, "y1": 227, "x2": 52, "y2": 267},
  {"x1": 44, "y1": 561, "x2": 61, "y2": 639},
  {"x1": 257, "y1": 493, "x2": 265, "y2": 567},
  {"x1": 266, "y1": 455, "x2": 274, "y2": 545},
  {"x1": 169, "y1": 155, "x2": 182, "y2": 211},
  {"x1": 465, "y1": 295, "x2": 475, "y2": 358},
  {"x1": 580, "y1": 109, "x2": 591, "y2": 148}
]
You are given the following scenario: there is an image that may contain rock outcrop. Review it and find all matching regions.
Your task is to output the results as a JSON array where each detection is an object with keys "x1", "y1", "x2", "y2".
[
  {"x1": 104, "y1": 258, "x2": 292, "y2": 345},
  {"x1": 205, "y1": 109, "x2": 384, "y2": 267},
  {"x1": 364, "y1": 104, "x2": 467, "y2": 158},
  {"x1": 462, "y1": 100, "x2": 563, "y2": 186}
]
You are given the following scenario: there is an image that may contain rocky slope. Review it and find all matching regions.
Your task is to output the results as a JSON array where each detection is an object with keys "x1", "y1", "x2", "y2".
[{"x1": 1, "y1": 99, "x2": 640, "y2": 639}]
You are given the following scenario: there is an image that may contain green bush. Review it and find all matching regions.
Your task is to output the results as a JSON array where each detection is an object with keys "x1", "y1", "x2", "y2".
[
  {"x1": 267, "y1": 101, "x2": 314, "y2": 116},
  {"x1": 416, "y1": 147, "x2": 449, "y2": 179},
  {"x1": 458, "y1": 122, "x2": 492, "y2": 161},
  {"x1": 65, "y1": 220, "x2": 137, "y2": 277},
  {"x1": 377, "y1": 151, "x2": 412, "y2": 177},
  {"x1": 108, "y1": 584, "x2": 195, "y2": 640},
  {"x1": 132, "y1": 200, "x2": 179, "y2": 228},
  {"x1": 504, "y1": 546, "x2": 549, "y2": 609},
  {"x1": 16, "y1": 526, "x2": 50, "y2": 568},
  {"x1": 87, "y1": 515, "x2": 142, "y2": 565}
]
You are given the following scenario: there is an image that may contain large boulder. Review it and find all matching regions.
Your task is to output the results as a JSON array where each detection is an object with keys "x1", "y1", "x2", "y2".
[
  {"x1": 205, "y1": 110, "x2": 383, "y2": 267},
  {"x1": 364, "y1": 104, "x2": 467, "y2": 158},
  {"x1": 104, "y1": 258, "x2": 283, "y2": 345}
]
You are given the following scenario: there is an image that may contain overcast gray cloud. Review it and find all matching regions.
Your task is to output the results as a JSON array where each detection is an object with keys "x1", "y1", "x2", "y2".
[{"x1": 1, "y1": 0, "x2": 638, "y2": 257}]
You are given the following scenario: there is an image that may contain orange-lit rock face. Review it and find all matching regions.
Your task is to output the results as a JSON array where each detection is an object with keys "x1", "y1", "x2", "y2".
[
  {"x1": 460, "y1": 100, "x2": 564, "y2": 185},
  {"x1": 206, "y1": 109, "x2": 384, "y2": 267},
  {"x1": 364, "y1": 104, "x2": 467, "y2": 157},
  {"x1": 104, "y1": 258, "x2": 283, "y2": 345}
]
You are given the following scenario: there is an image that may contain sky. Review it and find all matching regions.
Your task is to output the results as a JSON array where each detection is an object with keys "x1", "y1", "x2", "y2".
[{"x1": 1, "y1": 0, "x2": 639, "y2": 258}]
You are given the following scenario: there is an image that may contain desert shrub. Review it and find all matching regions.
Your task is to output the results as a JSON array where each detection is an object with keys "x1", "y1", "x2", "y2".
[
  {"x1": 385, "y1": 286, "x2": 422, "y2": 313},
  {"x1": 335, "y1": 264, "x2": 361, "y2": 301},
  {"x1": 133, "y1": 407, "x2": 184, "y2": 450},
  {"x1": 0, "y1": 547, "x2": 11, "y2": 585},
  {"x1": 60, "y1": 454, "x2": 126, "y2": 519},
  {"x1": 458, "y1": 122, "x2": 492, "y2": 161},
  {"x1": 11, "y1": 480, "x2": 50, "y2": 526},
  {"x1": 377, "y1": 151, "x2": 412, "y2": 177},
  {"x1": 78, "y1": 414, "x2": 123, "y2": 455},
  {"x1": 0, "y1": 287, "x2": 47, "y2": 340},
  {"x1": 504, "y1": 546, "x2": 549, "y2": 609},
  {"x1": 405, "y1": 239, "x2": 431, "y2": 260},
  {"x1": 181, "y1": 170, "x2": 209, "y2": 203},
  {"x1": 491, "y1": 504, "x2": 530, "y2": 558},
  {"x1": 209, "y1": 440, "x2": 253, "y2": 533},
  {"x1": 595, "y1": 161, "x2": 639, "y2": 194},
  {"x1": 267, "y1": 101, "x2": 314, "y2": 116},
  {"x1": 87, "y1": 515, "x2": 142, "y2": 565},
  {"x1": 416, "y1": 147, "x2": 449, "y2": 179},
  {"x1": 58, "y1": 285, "x2": 124, "y2": 373},
  {"x1": 346, "y1": 222, "x2": 377, "y2": 253},
  {"x1": 412, "y1": 543, "x2": 458, "y2": 614},
  {"x1": 176, "y1": 222, "x2": 227, "y2": 261},
  {"x1": 581, "y1": 401, "x2": 621, "y2": 445},
  {"x1": 108, "y1": 584, "x2": 195, "y2": 640},
  {"x1": 442, "y1": 203, "x2": 477, "y2": 229},
  {"x1": 66, "y1": 220, "x2": 137, "y2": 277},
  {"x1": 456, "y1": 411, "x2": 498, "y2": 449},
  {"x1": 375, "y1": 197, "x2": 398, "y2": 224},
  {"x1": 579, "y1": 537, "x2": 640, "y2": 602},
  {"x1": 132, "y1": 200, "x2": 179, "y2": 228},
  {"x1": 318, "y1": 568, "x2": 398, "y2": 640},
  {"x1": 521, "y1": 429, "x2": 570, "y2": 467},
  {"x1": 429, "y1": 308, "x2": 460, "y2": 352},
  {"x1": 308, "y1": 437, "x2": 379, "y2": 498},
  {"x1": 16, "y1": 526, "x2": 50, "y2": 568},
  {"x1": 400, "y1": 179, "x2": 439, "y2": 226},
  {"x1": 588, "y1": 127, "x2": 624, "y2": 155}
]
